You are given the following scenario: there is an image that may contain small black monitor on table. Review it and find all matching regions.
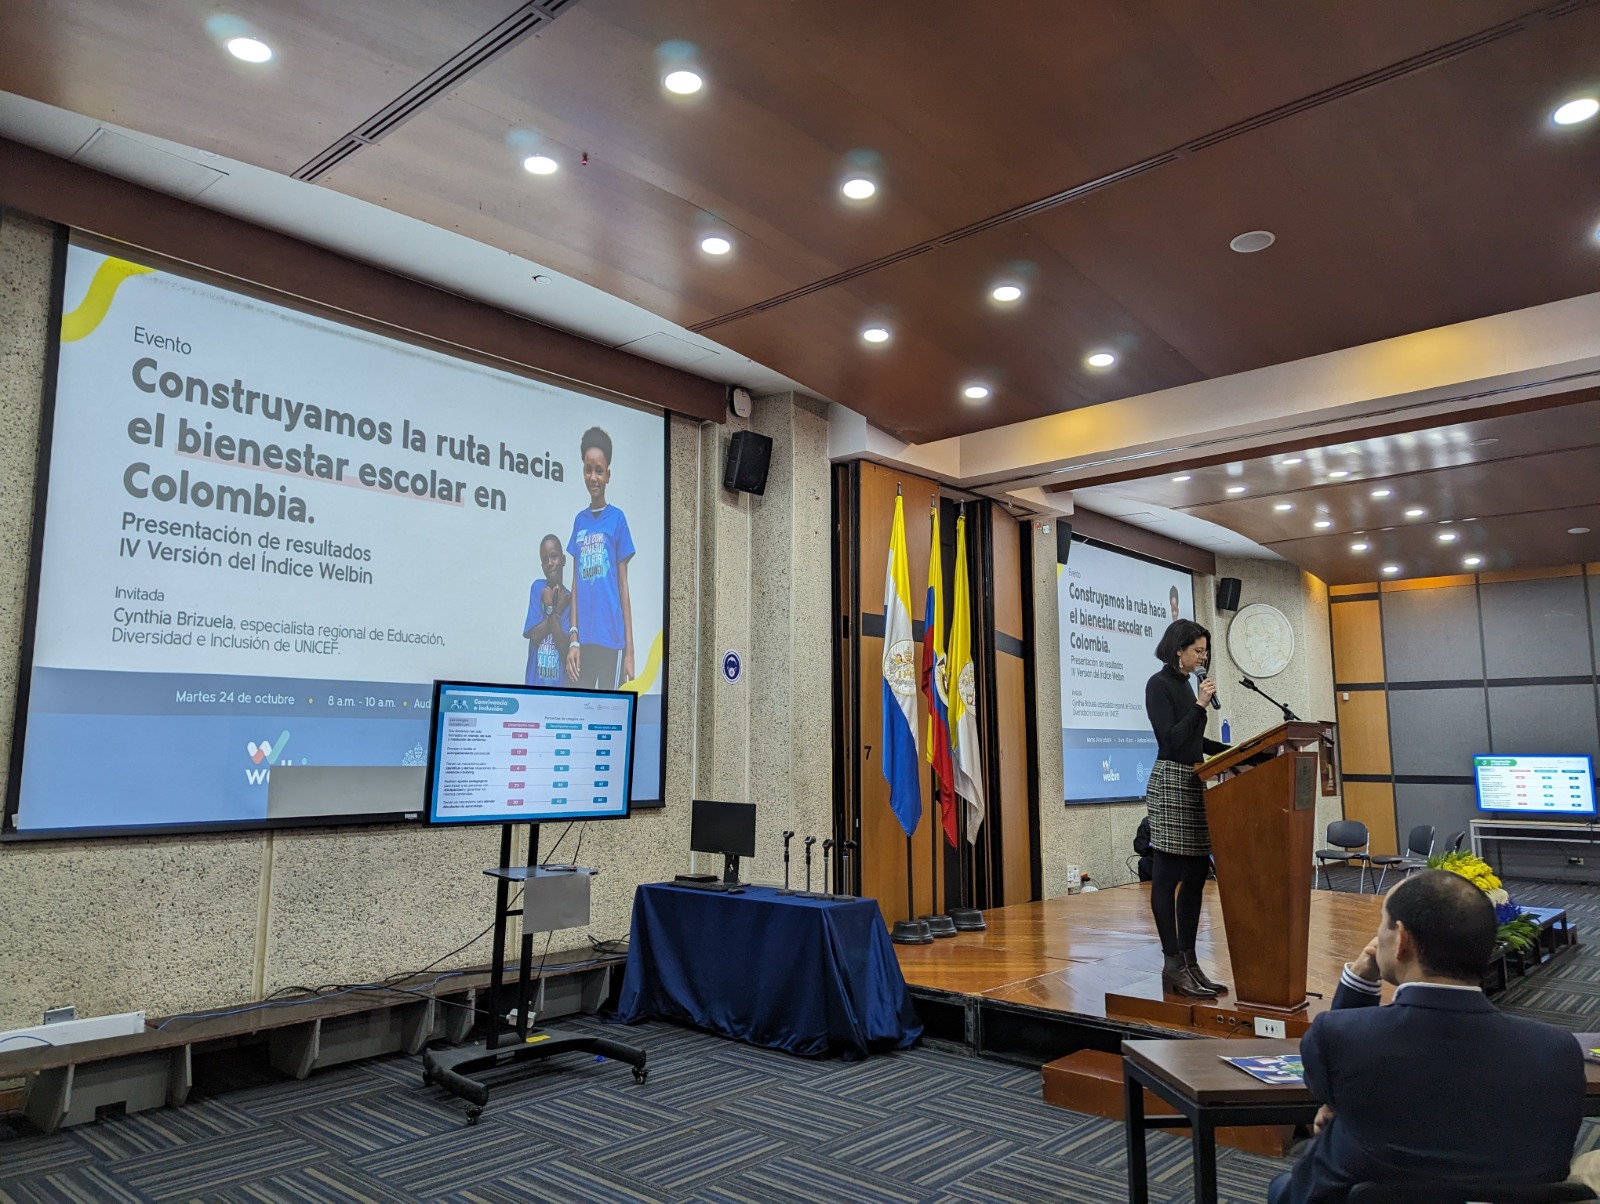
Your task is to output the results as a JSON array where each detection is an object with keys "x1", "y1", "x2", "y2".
[{"x1": 691, "y1": 800, "x2": 757, "y2": 885}]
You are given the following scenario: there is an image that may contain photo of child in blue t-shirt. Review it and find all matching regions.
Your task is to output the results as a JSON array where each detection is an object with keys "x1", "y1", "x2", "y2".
[
  {"x1": 564, "y1": 427, "x2": 635, "y2": 690},
  {"x1": 522, "y1": 534, "x2": 571, "y2": 687}
]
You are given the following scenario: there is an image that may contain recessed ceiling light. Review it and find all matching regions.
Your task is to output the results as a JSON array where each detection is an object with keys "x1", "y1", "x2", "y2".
[
  {"x1": 1370, "y1": 488, "x2": 1392, "y2": 498},
  {"x1": 1351, "y1": 542, "x2": 1370, "y2": 553},
  {"x1": 1086, "y1": 351, "x2": 1116, "y2": 368},
  {"x1": 664, "y1": 69, "x2": 704, "y2": 95},
  {"x1": 226, "y1": 36, "x2": 273, "y2": 62},
  {"x1": 1314, "y1": 520, "x2": 1333, "y2": 529},
  {"x1": 862, "y1": 326, "x2": 890, "y2": 344},
  {"x1": 1404, "y1": 507, "x2": 1426, "y2": 518},
  {"x1": 963, "y1": 384, "x2": 991, "y2": 401},
  {"x1": 1226, "y1": 485, "x2": 1248, "y2": 495},
  {"x1": 1381, "y1": 564, "x2": 1401, "y2": 575},
  {"x1": 1274, "y1": 502, "x2": 1294, "y2": 512},
  {"x1": 522, "y1": 154, "x2": 559, "y2": 175},
  {"x1": 1280, "y1": 457, "x2": 1303, "y2": 465},
  {"x1": 1171, "y1": 474, "x2": 1192, "y2": 483},
  {"x1": 1438, "y1": 531, "x2": 1459, "y2": 542},
  {"x1": 1230, "y1": 230, "x2": 1275, "y2": 253},
  {"x1": 1464, "y1": 556, "x2": 1484, "y2": 568},
  {"x1": 1470, "y1": 437, "x2": 1499, "y2": 447},
  {"x1": 1571, "y1": 526, "x2": 1593, "y2": 535},
  {"x1": 841, "y1": 177, "x2": 876, "y2": 200},
  {"x1": 700, "y1": 235, "x2": 732, "y2": 255},
  {"x1": 991, "y1": 284, "x2": 1023, "y2": 303},
  {"x1": 1553, "y1": 98, "x2": 1599, "y2": 125},
  {"x1": 1328, "y1": 470, "x2": 1351, "y2": 479}
]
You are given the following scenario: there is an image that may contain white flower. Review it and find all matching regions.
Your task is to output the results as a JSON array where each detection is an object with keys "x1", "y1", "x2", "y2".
[{"x1": 1486, "y1": 888, "x2": 1509, "y2": 906}]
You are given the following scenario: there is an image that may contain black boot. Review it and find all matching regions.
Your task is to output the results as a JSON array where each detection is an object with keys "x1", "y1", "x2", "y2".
[
  {"x1": 1183, "y1": 952, "x2": 1228, "y2": 995},
  {"x1": 1161, "y1": 953, "x2": 1218, "y2": 999}
]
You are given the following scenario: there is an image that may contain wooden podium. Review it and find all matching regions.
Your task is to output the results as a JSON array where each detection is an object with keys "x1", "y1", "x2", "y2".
[{"x1": 1197, "y1": 721, "x2": 1337, "y2": 1014}]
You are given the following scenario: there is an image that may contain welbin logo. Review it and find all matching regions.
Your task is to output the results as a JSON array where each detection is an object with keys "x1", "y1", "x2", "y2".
[{"x1": 245, "y1": 731, "x2": 293, "y2": 785}]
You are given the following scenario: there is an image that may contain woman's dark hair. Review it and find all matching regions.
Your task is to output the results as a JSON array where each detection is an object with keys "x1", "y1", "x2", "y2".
[{"x1": 1155, "y1": 618, "x2": 1211, "y2": 668}]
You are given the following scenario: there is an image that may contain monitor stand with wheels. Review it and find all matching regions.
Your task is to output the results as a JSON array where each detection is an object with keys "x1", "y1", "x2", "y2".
[{"x1": 421, "y1": 822, "x2": 647, "y2": 1124}]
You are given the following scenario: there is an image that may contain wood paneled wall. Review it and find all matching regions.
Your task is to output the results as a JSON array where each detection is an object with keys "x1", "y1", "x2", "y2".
[
  {"x1": 833, "y1": 464, "x2": 1037, "y2": 918},
  {"x1": 845, "y1": 462, "x2": 945, "y2": 920},
  {"x1": 988, "y1": 512, "x2": 1035, "y2": 904},
  {"x1": 1328, "y1": 582, "x2": 1397, "y2": 855}
]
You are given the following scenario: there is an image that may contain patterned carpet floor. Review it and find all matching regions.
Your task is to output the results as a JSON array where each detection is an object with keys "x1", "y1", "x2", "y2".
[{"x1": 3, "y1": 875, "x2": 1598, "y2": 1203}]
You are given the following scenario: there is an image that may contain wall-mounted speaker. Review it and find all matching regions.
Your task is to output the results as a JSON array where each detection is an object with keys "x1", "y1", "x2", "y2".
[
  {"x1": 723, "y1": 430, "x2": 773, "y2": 495},
  {"x1": 1216, "y1": 576, "x2": 1243, "y2": 612}
]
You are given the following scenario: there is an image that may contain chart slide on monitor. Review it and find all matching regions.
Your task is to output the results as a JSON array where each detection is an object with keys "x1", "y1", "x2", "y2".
[
  {"x1": 11, "y1": 245, "x2": 666, "y2": 836},
  {"x1": 430, "y1": 687, "x2": 631, "y2": 823},
  {"x1": 1057, "y1": 539, "x2": 1194, "y2": 803},
  {"x1": 1474, "y1": 755, "x2": 1596, "y2": 815}
]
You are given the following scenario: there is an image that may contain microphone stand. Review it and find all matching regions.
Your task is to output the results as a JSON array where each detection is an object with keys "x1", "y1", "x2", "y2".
[
  {"x1": 803, "y1": 836, "x2": 816, "y2": 894},
  {"x1": 840, "y1": 840, "x2": 857, "y2": 897},
  {"x1": 821, "y1": 839, "x2": 834, "y2": 898},
  {"x1": 780, "y1": 831, "x2": 795, "y2": 895},
  {"x1": 1239, "y1": 677, "x2": 1300, "y2": 722}
]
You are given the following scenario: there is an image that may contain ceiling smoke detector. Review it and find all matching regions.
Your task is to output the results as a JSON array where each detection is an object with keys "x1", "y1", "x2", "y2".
[{"x1": 1229, "y1": 230, "x2": 1275, "y2": 254}]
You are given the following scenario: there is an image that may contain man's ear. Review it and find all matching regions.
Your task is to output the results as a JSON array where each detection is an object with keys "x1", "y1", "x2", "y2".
[{"x1": 1391, "y1": 920, "x2": 1414, "y2": 964}]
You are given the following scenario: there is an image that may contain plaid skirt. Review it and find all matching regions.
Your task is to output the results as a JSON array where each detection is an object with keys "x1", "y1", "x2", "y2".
[{"x1": 1145, "y1": 759, "x2": 1210, "y2": 857}]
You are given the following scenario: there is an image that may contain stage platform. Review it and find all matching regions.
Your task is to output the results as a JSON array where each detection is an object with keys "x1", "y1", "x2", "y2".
[{"x1": 893, "y1": 882, "x2": 1387, "y2": 1061}]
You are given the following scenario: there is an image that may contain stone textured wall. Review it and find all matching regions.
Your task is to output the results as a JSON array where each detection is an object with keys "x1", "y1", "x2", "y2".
[
  {"x1": 0, "y1": 211, "x2": 831, "y2": 1028},
  {"x1": 1031, "y1": 525, "x2": 1343, "y2": 897}
]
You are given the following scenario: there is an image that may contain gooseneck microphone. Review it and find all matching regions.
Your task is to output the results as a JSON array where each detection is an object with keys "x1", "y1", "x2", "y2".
[{"x1": 1196, "y1": 667, "x2": 1221, "y2": 710}]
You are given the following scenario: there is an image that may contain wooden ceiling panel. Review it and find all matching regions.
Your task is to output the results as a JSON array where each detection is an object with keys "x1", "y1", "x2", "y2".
[
  {"x1": 1275, "y1": 503, "x2": 1600, "y2": 586},
  {"x1": 702, "y1": 224, "x2": 1204, "y2": 442},
  {"x1": 1075, "y1": 391, "x2": 1600, "y2": 586},
  {"x1": 0, "y1": 0, "x2": 521, "y2": 172},
  {"x1": 1017, "y1": 9, "x2": 1600, "y2": 384}
]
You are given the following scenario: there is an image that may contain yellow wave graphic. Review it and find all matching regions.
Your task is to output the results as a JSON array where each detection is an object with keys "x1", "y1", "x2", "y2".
[
  {"x1": 61, "y1": 257, "x2": 154, "y2": 342},
  {"x1": 619, "y1": 631, "x2": 665, "y2": 694}
]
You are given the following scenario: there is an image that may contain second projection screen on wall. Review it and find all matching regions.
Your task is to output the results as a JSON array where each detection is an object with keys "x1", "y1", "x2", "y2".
[
  {"x1": 1057, "y1": 538, "x2": 1195, "y2": 804},
  {"x1": 8, "y1": 243, "x2": 667, "y2": 838}
]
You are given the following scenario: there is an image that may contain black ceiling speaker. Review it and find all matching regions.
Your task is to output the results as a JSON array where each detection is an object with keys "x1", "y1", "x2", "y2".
[
  {"x1": 1216, "y1": 577, "x2": 1243, "y2": 612},
  {"x1": 723, "y1": 430, "x2": 773, "y2": 495}
]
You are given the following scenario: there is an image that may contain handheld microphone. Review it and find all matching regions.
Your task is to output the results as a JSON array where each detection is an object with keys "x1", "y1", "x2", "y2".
[{"x1": 1196, "y1": 667, "x2": 1221, "y2": 710}]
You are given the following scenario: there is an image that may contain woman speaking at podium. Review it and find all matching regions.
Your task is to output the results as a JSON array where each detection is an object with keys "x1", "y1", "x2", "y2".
[{"x1": 1143, "y1": 619, "x2": 1230, "y2": 999}]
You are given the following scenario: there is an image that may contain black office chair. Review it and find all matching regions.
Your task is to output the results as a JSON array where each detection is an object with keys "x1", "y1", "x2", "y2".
[
  {"x1": 1348, "y1": 1181, "x2": 1594, "y2": 1202},
  {"x1": 1451, "y1": 830, "x2": 1467, "y2": 853},
  {"x1": 1369, "y1": 823, "x2": 1435, "y2": 890},
  {"x1": 1315, "y1": 819, "x2": 1373, "y2": 892}
]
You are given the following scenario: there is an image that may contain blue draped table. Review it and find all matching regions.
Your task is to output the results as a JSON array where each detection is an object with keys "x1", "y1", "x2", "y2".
[{"x1": 613, "y1": 884, "x2": 922, "y2": 1059}]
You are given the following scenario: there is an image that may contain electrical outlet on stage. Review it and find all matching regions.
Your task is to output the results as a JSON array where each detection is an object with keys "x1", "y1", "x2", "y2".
[{"x1": 1254, "y1": 1017, "x2": 1287, "y2": 1039}]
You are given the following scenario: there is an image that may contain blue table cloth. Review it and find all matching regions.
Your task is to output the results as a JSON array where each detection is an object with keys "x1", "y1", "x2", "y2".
[{"x1": 614, "y1": 884, "x2": 922, "y2": 1059}]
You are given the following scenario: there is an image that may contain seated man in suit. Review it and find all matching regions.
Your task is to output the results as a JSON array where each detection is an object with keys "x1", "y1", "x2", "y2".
[{"x1": 1270, "y1": 869, "x2": 1583, "y2": 1204}]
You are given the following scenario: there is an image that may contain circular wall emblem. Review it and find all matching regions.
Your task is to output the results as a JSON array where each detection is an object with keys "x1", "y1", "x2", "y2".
[
  {"x1": 721, "y1": 650, "x2": 742, "y2": 683},
  {"x1": 1227, "y1": 602, "x2": 1295, "y2": 679}
]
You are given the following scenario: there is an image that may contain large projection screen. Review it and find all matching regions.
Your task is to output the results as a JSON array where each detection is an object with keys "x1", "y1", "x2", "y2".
[
  {"x1": 1058, "y1": 538, "x2": 1195, "y2": 804},
  {"x1": 5, "y1": 243, "x2": 667, "y2": 838}
]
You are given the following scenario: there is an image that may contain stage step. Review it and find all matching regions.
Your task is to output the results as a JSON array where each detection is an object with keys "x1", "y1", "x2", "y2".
[{"x1": 1041, "y1": 1049, "x2": 1296, "y2": 1157}]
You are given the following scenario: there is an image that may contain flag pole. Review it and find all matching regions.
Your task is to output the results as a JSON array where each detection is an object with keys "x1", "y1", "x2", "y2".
[{"x1": 947, "y1": 501, "x2": 986, "y2": 933}]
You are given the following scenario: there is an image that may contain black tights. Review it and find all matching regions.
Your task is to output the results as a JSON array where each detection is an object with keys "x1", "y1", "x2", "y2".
[{"x1": 1150, "y1": 850, "x2": 1210, "y2": 956}]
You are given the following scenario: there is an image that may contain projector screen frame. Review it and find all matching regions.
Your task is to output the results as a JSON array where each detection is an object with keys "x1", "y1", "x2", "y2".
[{"x1": 2, "y1": 232, "x2": 671, "y2": 842}]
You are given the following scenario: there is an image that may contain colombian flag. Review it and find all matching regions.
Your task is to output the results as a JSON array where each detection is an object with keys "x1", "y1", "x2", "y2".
[
  {"x1": 922, "y1": 503, "x2": 957, "y2": 846},
  {"x1": 882, "y1": 494, "x2": 921, "y2": 838}
]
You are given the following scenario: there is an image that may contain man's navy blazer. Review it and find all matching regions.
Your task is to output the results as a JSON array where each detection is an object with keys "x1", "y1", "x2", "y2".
[{"x1": 1281, "y1": 979, "x2": 1584, "y2": 1204}]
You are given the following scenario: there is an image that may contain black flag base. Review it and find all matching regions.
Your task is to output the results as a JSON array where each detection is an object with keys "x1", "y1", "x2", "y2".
[
  {"x1": 949, "y1": 907, "x2": 986, "y2": 931},
  {"x1": 918, "y1": 913, "x2": 959, "y2": 938},
  {"x1": 891, "y1": 918, "x2": 934, "y2": 945}
]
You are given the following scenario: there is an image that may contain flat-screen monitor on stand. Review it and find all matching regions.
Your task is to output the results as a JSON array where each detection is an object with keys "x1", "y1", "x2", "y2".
[{"x1": 691, "y1": 799, "x2": 757, "y2": 884}]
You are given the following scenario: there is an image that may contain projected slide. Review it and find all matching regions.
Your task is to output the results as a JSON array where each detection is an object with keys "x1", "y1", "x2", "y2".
[
  {"x1": 429, "y1": 686, "x2": 634, "y2": 824},
  {"x1": 9, "y1": 245, "x2": 666, "y2": 837},
  {"x1": 1058, "y1": 539, "x2": 1194, "y2": 803}
]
